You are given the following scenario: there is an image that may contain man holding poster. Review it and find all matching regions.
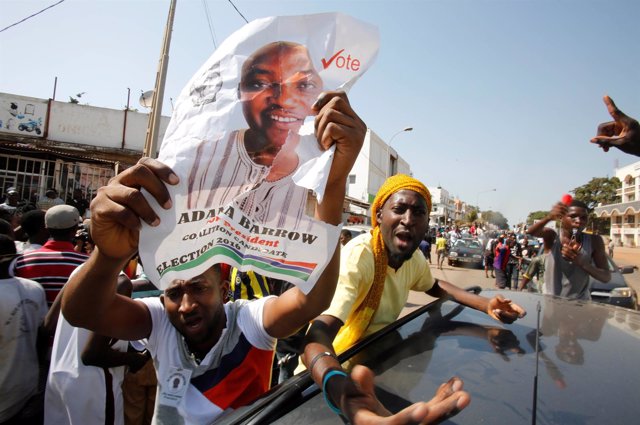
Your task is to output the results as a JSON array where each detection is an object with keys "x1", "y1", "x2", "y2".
[{"x1": 61, "y1": 92, "x2": 469, "y2": 424}]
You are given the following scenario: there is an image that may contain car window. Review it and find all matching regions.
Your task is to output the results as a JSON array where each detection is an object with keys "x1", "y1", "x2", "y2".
[{"x1": 469, "y1": 241, "x2": 482, "y2": 249}]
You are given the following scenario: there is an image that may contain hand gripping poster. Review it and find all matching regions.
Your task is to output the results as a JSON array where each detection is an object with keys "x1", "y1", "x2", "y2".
[{"x1": 139, "y1": 13, "x2": 379, "y2": 293}]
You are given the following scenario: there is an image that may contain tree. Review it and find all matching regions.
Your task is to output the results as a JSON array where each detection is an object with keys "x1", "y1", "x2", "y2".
[
  {"x1": 480, "y1": 210, "x2": 508, "y2": 229},
  {"x1": 466, "y1": 209, "x2": 478, "y2": 223},
  {"x1": 527, "y1": 210, "x2": 549, "y2": 224},
  {"x1": 572, "y1": 176, "x2": 621, "y2": 234},
  {"x1": 572, "y1": 177, "x2": 621, "y2": 210}
]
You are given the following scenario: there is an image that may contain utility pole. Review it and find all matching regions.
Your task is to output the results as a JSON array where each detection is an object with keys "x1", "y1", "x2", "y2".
[{"x1": 143, "y1": 0, "x2": 177, "y2": 158}]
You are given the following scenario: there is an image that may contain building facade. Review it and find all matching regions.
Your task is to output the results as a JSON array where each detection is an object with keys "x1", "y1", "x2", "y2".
[
  {"x1": 0, "y1": 92, "x2": 170, "y2": 207},
  {"x1": 344, "y1": 128, "x2": 412, "y2": 225},
  {"x1": 1, "y1": 93, "x2": 416, "y2": 227},
  {"x1": 594, "y1": 161, "x2": 640, "y2": 247}
]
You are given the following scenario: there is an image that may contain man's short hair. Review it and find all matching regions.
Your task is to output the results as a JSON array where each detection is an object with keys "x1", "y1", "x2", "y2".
[
  {"x1": 20, "y1": 210, "x2": 46, "y2": 236},
  {"x1": 569, "y1": 199, "x2": 589, "y2": 211},
  {"x1": 0, "y1": 234, "x2": 17, "y2": 262},
  {"x1": 0, "y1": 219, "x2": 13, "y2": 237}
]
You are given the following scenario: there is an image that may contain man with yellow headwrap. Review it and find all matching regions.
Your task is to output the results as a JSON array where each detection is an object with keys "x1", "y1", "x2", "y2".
[{"x1": 301, "y1": 174, "x2": 526, "y2": 421}]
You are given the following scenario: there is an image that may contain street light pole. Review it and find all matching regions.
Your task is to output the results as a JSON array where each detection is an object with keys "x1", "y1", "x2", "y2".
[
  {"x1": 386, "y1": 126, "x2": 413, "y2": 178},
  {"x1": 476, "y1": 188, "x2": 497, "y2": 213}
]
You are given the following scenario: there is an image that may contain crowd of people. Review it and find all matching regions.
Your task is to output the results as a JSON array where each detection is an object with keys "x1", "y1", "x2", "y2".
[{"x1": 1, "y1": 49, "x2": 638, "y2": 424}]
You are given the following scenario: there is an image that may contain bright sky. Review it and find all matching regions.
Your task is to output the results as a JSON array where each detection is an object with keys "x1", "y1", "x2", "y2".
[{"x1": 1, "y1": 0, "x2": 638, "y2": 226}]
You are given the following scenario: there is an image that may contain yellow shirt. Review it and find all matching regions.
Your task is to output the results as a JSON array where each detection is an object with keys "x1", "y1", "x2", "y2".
[
  {"x1": 323, "y1": 232, "x2": 435, "y2": 338},
  {"x1": 435, "y1": 237, "x2": 447, "y2": 251}
]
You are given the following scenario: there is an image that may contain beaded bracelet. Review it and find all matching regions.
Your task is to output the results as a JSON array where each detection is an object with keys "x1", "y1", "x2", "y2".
[
  {"x1": 322, "y1": 369, "x2": 347, "y2": 415},
  {"x1": 307, "y1": 351, "x2": 337, "y2": 375}
]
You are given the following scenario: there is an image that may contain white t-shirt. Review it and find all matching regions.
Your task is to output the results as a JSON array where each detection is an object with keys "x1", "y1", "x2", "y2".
[
  {"x1": 137, "y1": 296, "x2": 276, "y2": 425},
  {"x1": 45, "y1": 314, "x2": 129, "y2": 425},
  {"x1": 0, "y1": 276, "x2": 47, "y2": 421}
]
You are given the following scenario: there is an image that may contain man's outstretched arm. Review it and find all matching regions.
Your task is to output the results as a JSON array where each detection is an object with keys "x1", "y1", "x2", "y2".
[
  {"x1": 427, "y1": 280, "x2": 526, "y2": 324},
  {"x1": 302, "y1": 315, "x2": 470, "y2": 424}
]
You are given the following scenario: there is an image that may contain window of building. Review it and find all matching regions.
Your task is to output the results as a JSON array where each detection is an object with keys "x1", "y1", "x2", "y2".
[{"x1": 348, "y1": 174, "x2": 356, "y2": 184}]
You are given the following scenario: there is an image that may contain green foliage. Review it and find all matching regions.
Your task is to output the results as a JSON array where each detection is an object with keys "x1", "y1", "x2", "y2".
[
  {"x1": 572, "y1": 176, "x2": 621, "y2": 235},
  {"x1": 466, "y1": 209, "x2": 478, "y2": 223},
  {"x1": 572, "y1": 177, "x2": 621, "y2": 210},
  {"x1": 481, "y1": 210, "x2": 508, "y2": 229},
  {"x1": 527, "y1": 210, "x2": 549, "y2": 224}
]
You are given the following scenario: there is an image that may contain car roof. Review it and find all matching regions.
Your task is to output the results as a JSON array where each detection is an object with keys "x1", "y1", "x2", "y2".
[{"x1": 220, "y1": 289, "x2": 640, "y2": 424}]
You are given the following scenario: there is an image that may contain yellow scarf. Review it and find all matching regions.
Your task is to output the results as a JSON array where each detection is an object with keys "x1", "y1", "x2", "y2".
[{"x1": 333, "y1": 174, "x2": 431, "y2": 353}]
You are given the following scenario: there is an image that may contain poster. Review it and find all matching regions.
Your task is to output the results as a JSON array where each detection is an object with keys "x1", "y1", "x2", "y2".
[{"x1": 139, "y1": 13, "x2": 379, "y2": 292}]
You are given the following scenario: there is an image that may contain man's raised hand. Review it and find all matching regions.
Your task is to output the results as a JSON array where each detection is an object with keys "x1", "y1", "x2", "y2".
[
  {"x1": 90, "y1": 157, "x2": 178, "y2": 260},
  {"x1": 590, "y1": 96, "x2": 640, "y2": 156}
]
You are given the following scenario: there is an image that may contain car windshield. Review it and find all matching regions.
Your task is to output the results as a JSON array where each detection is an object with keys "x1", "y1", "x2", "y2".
[{"x1": 454, "y1": 239, "x2": 481, "y2": 249}]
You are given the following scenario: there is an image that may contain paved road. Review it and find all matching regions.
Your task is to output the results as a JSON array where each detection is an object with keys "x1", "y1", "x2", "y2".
[{"x1": 402, "y1": 246, "x2": 640, "y2": 317}]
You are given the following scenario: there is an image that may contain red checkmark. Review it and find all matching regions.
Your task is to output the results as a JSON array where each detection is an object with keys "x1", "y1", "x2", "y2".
[{"x1": 321, "y1": 49, "x2": 345, "y2": 69}]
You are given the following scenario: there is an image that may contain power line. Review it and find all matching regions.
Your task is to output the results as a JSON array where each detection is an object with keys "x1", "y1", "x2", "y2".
[
  {"x1": 202, "y1": 0, "x2": 218, "y2": 48},
  {"x1": 227, "y1": 0, "x2": 249, "y2": 24},
  {"x1": 0, "y1": 0, "x2": 66, "y2": 34}
]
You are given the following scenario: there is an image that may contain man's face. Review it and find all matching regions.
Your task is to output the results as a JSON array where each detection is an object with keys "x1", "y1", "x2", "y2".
[
  {"x1": 376, "y1": 190, "x2": 429, "y2": 267},
  {"x1": 239, "y1": 44, "x2": 322, "y2": 147},
  {"x1": 161, "y1": 267, "x2": 227, "y2": 351},
  {"x1": 562, "y1": 206, "x2": 588, "y2": 232}
]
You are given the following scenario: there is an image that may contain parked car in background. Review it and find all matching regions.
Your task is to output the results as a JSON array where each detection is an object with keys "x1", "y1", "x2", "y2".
[
  {"x1": 217, "y1": 289, "x2": 640, "y2": 424},
  {"x1": 590, "y1": 254, "x2": 638, "y2": 310},
  {"x1": 448, "y1": 238, "x2": 484, "y2": 268}
]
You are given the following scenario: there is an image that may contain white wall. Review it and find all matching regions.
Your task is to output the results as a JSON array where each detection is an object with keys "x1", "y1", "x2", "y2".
[
  {"x1": 48, "y1": 101, "x2": 169, "y2": 151},
  {"x1": 1, "y1": 92, "x2": 170, "y2": 153}
]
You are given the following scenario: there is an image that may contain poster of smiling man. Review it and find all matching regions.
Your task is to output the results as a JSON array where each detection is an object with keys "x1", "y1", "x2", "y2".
[{"x1": 139, "y1": 13, "x2": 379, "y2": 292}]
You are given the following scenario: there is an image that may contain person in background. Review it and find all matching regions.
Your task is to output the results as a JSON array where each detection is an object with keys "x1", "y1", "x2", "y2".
[
  {"x1": 526, "y1": 199, "x2": 610, "y2": 299},
  {"x1": 608, "y1": 238, "x2": 615, "y2": 258},
  {"x1": 17, "y1": 210, "x2": 49, "y2": 253},
  {"x1": 13, "y1": 205, "x2": 89, "y2": 336},
  {"x1": 0, "y1": 234, "x2": 48, "y2": 424},
  {"x1": 484, "y1": 233, "x2": 497, "y2": 279},
  {"x1": 419, "y1": 233, "x2": 431, "y2": 263},
  {"x1": 0, "y1": 187, "x2": 20, "y2": 215},
  {"x1": 590, "y1": 95, "x2": 639, "y2": 156},
  {"x1": 493, "y1": 234, "x2": 510, "y2": 290},
  {"x1": 66, "y1": 188, "x2": 90, "y2": 219},
  {"x1": 37, "y1": 189, "x2": 64, "y2": 211},
  {"x1": 435, "y1": 232, "x2": 447, "y2": 270},
  {"x1": 506, "y1": 235, "x2": 522, "y2": 290},
  {"x1": 518, "y1": 232, "x2": 555, "y2": 293},
  {"x1": 339, "y1": 229, "x2": 353, "y2": 246},
  {"x1": 44, "y1": 277, "x2": 150, "y2": 425}
]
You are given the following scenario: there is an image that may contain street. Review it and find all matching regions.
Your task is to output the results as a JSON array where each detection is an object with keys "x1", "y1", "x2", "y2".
[{"x1": 401, "y1": 246, "x2": 640, "y2": 317}]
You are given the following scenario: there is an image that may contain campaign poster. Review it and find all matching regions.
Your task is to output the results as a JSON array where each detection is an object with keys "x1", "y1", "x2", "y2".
[{"x1": 139, "y1": 13, "x2": 379, "y2": 292}]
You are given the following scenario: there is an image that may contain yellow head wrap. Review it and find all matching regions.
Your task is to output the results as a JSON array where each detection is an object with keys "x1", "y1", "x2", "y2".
[{"x1": 333, "y1": 175, "x2": 431, "y2": 353}]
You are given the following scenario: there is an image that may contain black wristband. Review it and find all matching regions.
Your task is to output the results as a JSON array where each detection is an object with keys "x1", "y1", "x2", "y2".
[{"x1": 308, "y1": 351, "x2": 337, "y2": 374}]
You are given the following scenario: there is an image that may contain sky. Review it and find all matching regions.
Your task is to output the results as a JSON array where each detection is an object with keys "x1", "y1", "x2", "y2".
[{"x1": 1, "y1": 0, "x2": 639, "y2": 226}]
